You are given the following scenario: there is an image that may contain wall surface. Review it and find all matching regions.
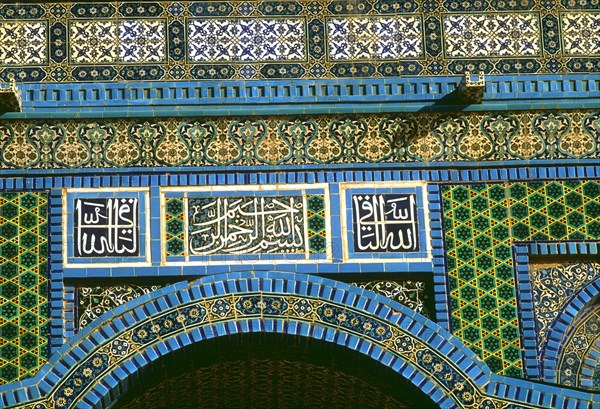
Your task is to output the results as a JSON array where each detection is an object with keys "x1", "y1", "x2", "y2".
[{"x1": 0, "y1": 1, "x2": 599, "y2": 408}]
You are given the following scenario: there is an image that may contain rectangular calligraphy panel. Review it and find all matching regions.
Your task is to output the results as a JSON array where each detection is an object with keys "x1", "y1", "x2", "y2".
[
  {"x1": 352, "y1": 194, "x2": 419, "y2": 253},
  {"x1": 188, "y1": 196, "x2": 305, "y2": 255},
  {"x1": 73, "y1": 197, "x2": 139, "y2": 257},
  {"x1": 161, "y1": 184, "x2": 331, "y2": 265},
  {"x1": 63, "y1": 188, "x2": 151, "y2": 267},
  {"x1": 340, "y1": 182, "x2": 431, "y2": 263}
]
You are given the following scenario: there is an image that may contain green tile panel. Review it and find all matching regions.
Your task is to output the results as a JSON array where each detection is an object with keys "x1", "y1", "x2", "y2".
[
  {"x1": 442, "y1": 180, "x2": 600, "y2": 377},
  {"x1": 0, "y1": 192, "x2": 48, "y2": 385}
]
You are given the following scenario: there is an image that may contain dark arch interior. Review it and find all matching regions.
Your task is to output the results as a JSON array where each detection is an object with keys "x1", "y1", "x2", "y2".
[{"x1": 110, "y1": 332, "x2": 440, "y2": 409}]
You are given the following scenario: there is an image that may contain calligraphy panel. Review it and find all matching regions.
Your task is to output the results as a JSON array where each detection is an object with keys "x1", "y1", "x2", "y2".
[
  {"x1": 161, "y1": 185, "x2": 330, "y2": 264},
  {"x1": 63, "y1": 188, "x2": 151, "y2": 267},
  {"x1": 341, "y1": 182, "x2": 430, "y2": 262},
  {"x1": 73, "y1": 198, "x2": 139, "y2": 257}
]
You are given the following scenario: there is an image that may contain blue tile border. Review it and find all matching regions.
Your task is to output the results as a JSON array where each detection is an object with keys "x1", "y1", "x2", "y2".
[{"x1": 6, "y1": 75, "x2": 599, "y2": 118}]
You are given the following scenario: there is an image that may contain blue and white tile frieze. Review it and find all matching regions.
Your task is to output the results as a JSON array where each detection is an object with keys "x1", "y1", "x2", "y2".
[
  {"x1": 443, "y1": 13, "x2": 541, "y2": 58},
  {"x1": 188, "y1": 18, "x2": 306, "y2": 62},
  {"x1": 327, "y1": 16, "x2": 423, "y2": 60},
  {"x1": 0, "y1": 1, "x2": 599, "y2": 81}
]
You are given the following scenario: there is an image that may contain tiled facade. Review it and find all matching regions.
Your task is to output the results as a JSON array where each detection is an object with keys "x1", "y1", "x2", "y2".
[
  {"x1": 0, "y1": 0, "x2": 599, "y2": 408},
  {"x1": 0, "y1": 1, "x2": 598, "y2": 83}
]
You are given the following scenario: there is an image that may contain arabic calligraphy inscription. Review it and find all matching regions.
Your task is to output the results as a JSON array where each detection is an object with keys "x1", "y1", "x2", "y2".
[
  {"x1": 188, "y1": 196, "x2": 306, "y2": 255},
  {"x1": 73, "y1": 198, "x2": 139, "y2": 257},
  {"x1": 352, "y1": 194, "x2": 419, "y2": 252}
]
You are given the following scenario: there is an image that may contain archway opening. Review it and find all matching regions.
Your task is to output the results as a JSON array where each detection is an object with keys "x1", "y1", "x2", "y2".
[{"x1": 111, "y1": 332, "x2": 440, "y2": 409}]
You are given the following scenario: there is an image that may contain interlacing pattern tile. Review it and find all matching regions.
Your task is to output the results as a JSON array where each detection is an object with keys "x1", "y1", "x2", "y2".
[
  {"x1": 0, "y1": 192, "x2": 48, "y2": 385},
  {"x1": 442, "y1": 181, "x2": 600, "y2": 376},
  {"x1": 0, "y1": 111, "x2": 598, "y2": 170},
  {"x1": 0, "y1": 0, "x2": 598, "y2": 83},
  {"x1": 77, "y1": 286, "x2": 163, "y2": 331}
]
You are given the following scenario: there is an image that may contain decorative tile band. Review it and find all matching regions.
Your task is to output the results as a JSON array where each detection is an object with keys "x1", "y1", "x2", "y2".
[
  {"x1": 0, "y1": 192, "x2": 48, "y2": 385},
  {"x1": 442, "y1": 180, "x2": 600, "y2": 377},
  {"x1": 0, "y1": 1, "x2": 598, "y2": 83},
  {"x1": 0, "y1": 110, "x2": 599, "y2": 170}
]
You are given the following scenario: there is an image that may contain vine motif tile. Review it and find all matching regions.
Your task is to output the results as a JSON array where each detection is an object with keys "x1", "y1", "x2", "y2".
[{"x1": 0, "y1": 111, "x2": 598, "y2": 170}]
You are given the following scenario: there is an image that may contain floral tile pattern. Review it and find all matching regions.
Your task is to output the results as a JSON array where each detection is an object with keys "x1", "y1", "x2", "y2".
[
  {"x1": 0, "y1": 1, "x2": 598, "y2": 82},
  {"x1": 0, "y1": 111, "x2": 598, "y2": 170}
]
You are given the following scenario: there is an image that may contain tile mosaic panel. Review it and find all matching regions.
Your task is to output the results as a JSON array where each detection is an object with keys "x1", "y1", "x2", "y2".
[
  {"x1": 327, "y1": 16, "x2": 423, "y2": 60},
  {"x1": 1, "y1": 110, "x2": 598, "y2": 170},
  {"x1": 443, "y1": 14, "x2": 541, "y2": 57},
  {"x1": 561, "y1": 13, "x2": 600, "y2": 56},
  {"x1": 188, "y1": 18, "x2": 305, "y2": 62},
  {"x1": 556, "y1": 304, "x2": 600, "y2": 390},
  {"x1": 531, "y1": 263, "x2": 600, "y2": 353},
  {"x1": 442, "y1": 180, "x2": 600, "y2": 376},
  {"x1": 0, "y1": 1, "x2": 598, "y2": 82},
  {"x1": 0, "y1": 192, "x2": 48, "y2": 385},
  {"x1": 162, "y1": 187, "x2": 329, "y2": 263},
  {"x1": 77, "y1": 285, "x2": 162, "y2": 331}
]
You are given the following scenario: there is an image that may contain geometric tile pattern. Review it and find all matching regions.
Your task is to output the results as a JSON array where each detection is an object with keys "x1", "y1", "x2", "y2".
[
  {"x1": 556, "y1": 304, "x2": 600, "y2": 390},
  {"x1": 328, "y1": 16, "x2": 423, "y2": 60},
  {"x1": 307, "y1": 195, "x2": 327, "y2": 254},
  {"x1": 531, "y1": 263, "x2": 600, "y2": 352},
  {"x1": 442, "y1": 180, "x2": 600, "y2": 377},
  {"x1": 77, "y1": 285, "x2": 162, "y2": 331},
  {"x1": 444, "y1": 14, "x2": 540, "y2": 57},
  {"x1": 0, "y1": 2, "x2": 598, "y2": 82},
  {"x1": 0, "y1": 192, "x2": 48, "y2": 385},
  {"x1": 188, "y1": 18, "x2": 305, "y2": 62},
  {"x1": 164, "y1": 197, "x2": 185, "y2": 257},
  {"x1": 0, "y1": 110, "x2": 598, "y2": 170}
]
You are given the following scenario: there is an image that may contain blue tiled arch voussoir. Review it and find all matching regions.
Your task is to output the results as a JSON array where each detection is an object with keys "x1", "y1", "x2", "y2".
[{"x1": 0, "y1": 271, "x2": 490, "y2": 409}]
